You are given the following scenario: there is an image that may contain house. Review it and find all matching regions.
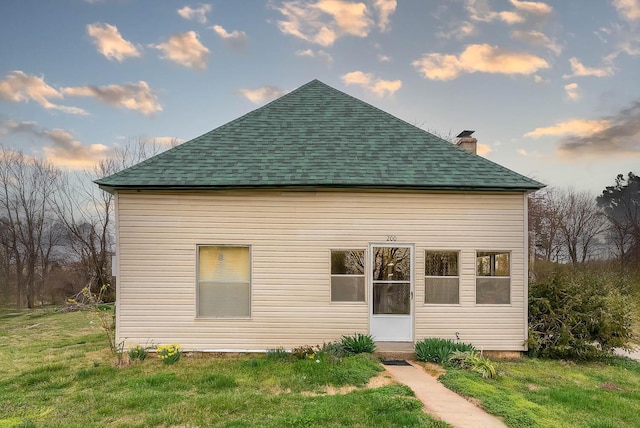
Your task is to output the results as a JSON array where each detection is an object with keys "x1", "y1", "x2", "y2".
[{"x1": 95, "y1": 79, "x2": 544, "y2": 353}]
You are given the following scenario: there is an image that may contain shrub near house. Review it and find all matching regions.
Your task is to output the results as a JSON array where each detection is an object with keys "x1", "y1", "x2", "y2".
[{"x1": 528, "y1": 266, "x2": 635, "y2": 359}]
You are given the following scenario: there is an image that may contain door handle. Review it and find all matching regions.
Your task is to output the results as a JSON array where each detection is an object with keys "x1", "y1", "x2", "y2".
[{"x1": 410, "y1": 291, "x2": 414, "y2": 300}]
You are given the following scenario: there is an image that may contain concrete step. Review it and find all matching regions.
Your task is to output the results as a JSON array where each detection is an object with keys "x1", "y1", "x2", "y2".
[{"x1": 374, "y1": 341, "x2": 415, "y2": 361}]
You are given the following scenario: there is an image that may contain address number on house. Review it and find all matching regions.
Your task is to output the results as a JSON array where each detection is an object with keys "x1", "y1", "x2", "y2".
[{"x1": 386, "y1": 235, "x2": 397, "y2": 241}]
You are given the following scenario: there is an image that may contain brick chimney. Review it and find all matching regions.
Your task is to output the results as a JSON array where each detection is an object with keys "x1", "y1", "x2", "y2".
[{"x1": 456, "y1": 130, "x2": 477, "y2": 154}]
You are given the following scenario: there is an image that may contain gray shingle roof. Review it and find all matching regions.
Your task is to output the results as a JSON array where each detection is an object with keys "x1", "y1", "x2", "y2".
[{"x1": 95, "y1": 79, "x2": 544, "y2": 191}]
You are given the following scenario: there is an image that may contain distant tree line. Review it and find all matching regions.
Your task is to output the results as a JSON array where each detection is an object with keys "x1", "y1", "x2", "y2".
[
  {"x1": 0, "y1": 140, "x2": 177, "y2": 310},
  {"x1": 528, "y1": 172, "x2": 640, "y2": 271}
]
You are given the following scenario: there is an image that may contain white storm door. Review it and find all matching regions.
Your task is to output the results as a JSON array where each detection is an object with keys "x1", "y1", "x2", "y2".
[{"x1": 369, "y1": 244, "x2": 414, "y2": 341}]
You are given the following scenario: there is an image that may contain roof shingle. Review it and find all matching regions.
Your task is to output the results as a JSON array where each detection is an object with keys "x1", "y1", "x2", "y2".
[{"x1": 95, "y1": 79, "x2": 544, "y2": 191}]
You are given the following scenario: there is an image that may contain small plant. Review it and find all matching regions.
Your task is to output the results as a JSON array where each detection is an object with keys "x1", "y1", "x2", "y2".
[
  {"x1": 266, "y1": 346, "x2": 290, "y2": 361},
  {"x1": 415, "y1": 338, "x2": 475, "y2": 363},
  {"x1": 157, "y1": 344, "x2": 181, "y2": 365},
  {"x1": 128, "y1": 345, "x2": 148, "y2": 362},
  {"x1": 319, "y1": 341, "x2": 347, "y2": 360},
  {"x1": 292, "y1": 344, "x2": 319, "y2": 360},
  {"x1": 448, "y1": 350, "x2": 497, "y2": 379},
  {"x1": 341, "y1": 333, "x2": 376, "y2": 354}
]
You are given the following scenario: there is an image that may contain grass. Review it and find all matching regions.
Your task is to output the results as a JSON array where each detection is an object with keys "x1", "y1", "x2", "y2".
[
  {"x1": 438, "y1": 356, "x2": 640, "y2": 428},
  {"x1": 0, "y1": 309, "x2": 447, "y2": 427}
]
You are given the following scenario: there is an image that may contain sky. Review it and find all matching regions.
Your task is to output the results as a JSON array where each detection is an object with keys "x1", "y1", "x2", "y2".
[{"x1": 1, "y1": 0, "x2": 639, "y2": 195}]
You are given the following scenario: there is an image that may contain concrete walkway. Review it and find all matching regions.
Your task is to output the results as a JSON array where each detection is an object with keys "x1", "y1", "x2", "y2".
[
  {"x1": 615, "y1": 347, "x2": 640, "y2": 361},
  {"x1": 384, "y1": 362, "x2": 507, "y2": 428}
]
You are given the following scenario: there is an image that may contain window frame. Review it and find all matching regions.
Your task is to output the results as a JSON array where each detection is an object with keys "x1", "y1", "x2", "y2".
[
  {"x1": 424, "y1": 250, "x2": 461, "y2": 305},
  {"x1": 329, "y1": 248, "x2": 367, "y2": 304},
  {"x1": 475, "y1": 250, "x2": 511, "y2": 305},
  {"x1": 196, "y1": 244, "x2": 252, "y2": 319}
]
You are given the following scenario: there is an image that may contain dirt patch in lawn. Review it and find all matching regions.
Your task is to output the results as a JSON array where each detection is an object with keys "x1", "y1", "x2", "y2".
[
  {"x1": 599, "y1": 382, "x2": 626, "y2": 391},
  {"x1": 302, "y1": 370, "x2": 396, "y2": 396}
]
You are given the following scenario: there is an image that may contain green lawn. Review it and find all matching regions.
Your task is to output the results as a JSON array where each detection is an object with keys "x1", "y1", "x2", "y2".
[
  {"x1": 0, "y1": 309, "x2": 446, "y2": 427},
  {"x1": 4, "y1": 308, "x2": 640, "y2": 428},
  {"x1": 439, "y1": 356, "x2": 640, "y2": 428}
]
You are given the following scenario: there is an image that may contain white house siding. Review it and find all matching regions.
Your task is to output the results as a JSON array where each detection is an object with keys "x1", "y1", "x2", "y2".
[{"x1": 115, "y1": 189, "x2": 528, "y2": 351}]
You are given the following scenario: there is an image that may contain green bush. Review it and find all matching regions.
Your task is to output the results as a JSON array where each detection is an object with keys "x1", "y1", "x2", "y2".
[
  {"x1": 341, "y1": 333, "x2": 376, "y2": 354},
  {"x1": 448, "y1": 350, "x2": 497, "y2": 379},
  {"x1": 415, "y1": 338, "x2": 475, "y2": 363},
  {"x1": 528, "y1": 267, "x2": 635, "y2": 359}
]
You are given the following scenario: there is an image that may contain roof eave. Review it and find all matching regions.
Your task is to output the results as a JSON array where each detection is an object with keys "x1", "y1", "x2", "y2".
[{"x1": 96, "y1": 183, "x2": 545, "y2": 193}]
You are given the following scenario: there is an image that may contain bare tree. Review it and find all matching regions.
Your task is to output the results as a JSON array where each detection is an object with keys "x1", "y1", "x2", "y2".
[
  {"x1": 557, "y1": 188, "x2": 606, "y2": 264},
  {"x1": 0, "y1": 147, "x2": 60, "y2": 309},
  {"x1": 529, "y1": 187, "x2": 606, "y2": 264},
  {"x1": 528, "y1": 189, "x2": 564, "y2": 262},
  {"x1": 51, "y1": 138, "x2": 178, "y2": 297}
]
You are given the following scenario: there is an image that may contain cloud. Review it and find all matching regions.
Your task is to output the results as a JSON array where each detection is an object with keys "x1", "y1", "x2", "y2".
[
  {"x1": 477, "y1": 143, "x2": 492, "y2": 156},
  {"x1": 533, "y1": 74, "x2": 548, "y2": 84},
  {"x1": 599, "y1": 23, "x2": 640, "y2": 62},
  {"x1": 612, "y1": 0, "x2": 640, "y2": 21},
  {"x1": 373, "y1": 0, "x2": 396, "y2": 31},
  {"x1": 524, "y1": 119, "x2": 611, "y2": 138},
  {"x1": 437, "y1": 21, "x2": 476, "y2": 39},
  {"x1": 412, "y1": 44, "x2": 549, "y2": 81},
  {"x1": 466, "y1": 0, "x2": 522, "y2": 24},
  {"x1": 63, "y1": 81, "x2": 162, "y2": 115},
  {"x1": 466, "y1": 0, "x2": 551, "y2": 25},
  {"x1": 528, "y1": 103, "x2": 640, "y2": 157},
  {"x1": 341, "y1": 71, "x2": 402, "y2": 96},
  {"x1": 512, "y1": 30, "x2": 562, "y2": 55},
  {"x1": 0, "y1": 71, "x2": 87, "y2": 115},
  {"x1": 498, "y1": 11, "x2": 525, "y2": 23},
  {"x1": 517, "y1": 149, "x2": 528, "y2": 156},
  {"x1": 211, "y1": 24, "x2": 248, "y2": 49},
  {"x1": 152, "y1": 32, "x2": 209, "y2": 69},
  {"x1": 237, "y1": 86, "x2": 286, "y2": 104},
  {"x1": 272, "y1": 0, "x2": 373, "y2": 47},
  {"x1": 0, "y1": 120, "x2": 110, "y2": 169},
  {"x1": 564, "y1": 82, "x2": 581, "y2": 101},
  {"x1": 177, "y1": 4, "x2": 212, "y2": 23},
  {"x1": 510, "y1": 0, "x2": 552, "y2": 15},
  {"x1": 86, "y1": 22, "x2": 140, "y2": 62},
  {"x1": 377, "y1": 53, "x2": 391, "y2": 62},
  {"x1": 295, "y1": 48, "x2": 333, "y2": 65},
  {"x1": 563, "y1": 57, "x2": 614, "y2": 78}
]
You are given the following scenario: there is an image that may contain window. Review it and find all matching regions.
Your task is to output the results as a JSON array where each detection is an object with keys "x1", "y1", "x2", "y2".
[
  {"x1": 331, "y1": 250, "x2": 365, "y2": 302},
  {"x1": 197, "y1": 245, "x2": 250, "y2": 317},
  {"x1": 425, "y1": 251, "x2": 459, "y2": 304},
  {"x1": 476, "y1": 251, "x2": 510, "y2": 304}
]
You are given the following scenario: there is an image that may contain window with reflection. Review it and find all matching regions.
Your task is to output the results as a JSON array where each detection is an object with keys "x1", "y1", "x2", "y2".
[
  {"x1": 330, "y1": 250, "x2": 365, "y2": 302},
  {"x1": 476, "y1": 251, "x2": 510, "y2": 304},
  {"x1": 372, "y1": 247, "x2": 411, "y2": 314},
  {"x1": 425, "y1": 251, "x2": 459, "y2": 304}
]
